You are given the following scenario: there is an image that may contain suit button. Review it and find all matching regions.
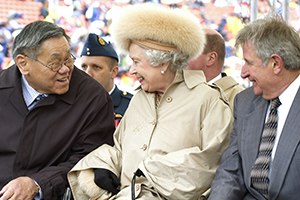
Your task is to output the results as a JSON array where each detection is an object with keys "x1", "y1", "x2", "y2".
[
  {"x1": 166, "y1": 96, "x2": 172, "y2": 103},
  {"x1": 152, "y1": 119, "x2": 157, "y2": 125},
  {"x1": 136, "y1": 185, "x2": 140, "y2": 191},
  {"x1": 142, "y1": 144, "x2": 147, "y2": 151}
]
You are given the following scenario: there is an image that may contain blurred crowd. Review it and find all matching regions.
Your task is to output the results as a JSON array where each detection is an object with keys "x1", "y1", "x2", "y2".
[{"x1": 1, "y1": 0, "x2": 300, "y2": 91}]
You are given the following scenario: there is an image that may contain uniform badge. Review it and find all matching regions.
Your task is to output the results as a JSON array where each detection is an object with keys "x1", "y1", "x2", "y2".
[{"x1": 98, "y1": 36, "x2": 106, "y2": 46}]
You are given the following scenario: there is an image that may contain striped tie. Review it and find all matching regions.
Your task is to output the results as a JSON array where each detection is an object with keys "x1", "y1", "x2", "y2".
[{"x1": 250, "y1": 97, "x2": 281, "y2": 199}]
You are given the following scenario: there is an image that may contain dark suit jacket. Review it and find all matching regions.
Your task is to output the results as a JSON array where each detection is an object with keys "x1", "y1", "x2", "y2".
[
  {"x1": 110, "y1": 85, "x2": 132, "y2": 126},
  {"x1": 0, "y1": 65, "x2": 115, "y2": 199},
  {"x1": 209, "y1": 86, "x2": 300, "y2": 200}
]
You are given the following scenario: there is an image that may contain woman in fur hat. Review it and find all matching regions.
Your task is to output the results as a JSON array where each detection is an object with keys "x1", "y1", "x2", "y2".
[{"x1": 68, "y1": 3, "x2": 233, "y2": 200}]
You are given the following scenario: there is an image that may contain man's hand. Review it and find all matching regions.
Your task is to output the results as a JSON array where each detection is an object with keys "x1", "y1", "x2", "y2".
[
  {"x1": 0, "y1": 177, "x2": 39, "y2": 200},
  {"x1": 94, "y1": 168, "x2": 120, "y2": 195}
]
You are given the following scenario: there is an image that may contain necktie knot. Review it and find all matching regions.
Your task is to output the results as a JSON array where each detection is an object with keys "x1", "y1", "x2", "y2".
[
  {"x1": 28, "y1": 94, "x2": 46, "y2": 110},
  {"x1": 35, "y1": 94, "x2": 45, "y2": 102},
  {"x1": 270, "y1": 97, "x2": 281, "y2": 110}
]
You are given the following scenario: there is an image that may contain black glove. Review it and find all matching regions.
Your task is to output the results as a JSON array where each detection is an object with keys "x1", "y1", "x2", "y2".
[{"x1": 94, "y1": 168, "x2": 120, "y2": 195}]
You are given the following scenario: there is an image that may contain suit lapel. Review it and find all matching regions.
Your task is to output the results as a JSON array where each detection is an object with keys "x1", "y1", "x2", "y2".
[
  {"x1": 8, "y1": 84, "x2": 28, "y2": 116},
  {"x1": 242, "y1": 96, "x2": 269, "y2": 191},
  {"x1": 269, "y1": 87, "x2": 300, "y2": 199},
  {"x1": 4, "y1": 66, "x2": 28, "y2": 116}
]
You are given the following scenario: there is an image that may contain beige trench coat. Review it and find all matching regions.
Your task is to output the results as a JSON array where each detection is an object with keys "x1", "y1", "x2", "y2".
[
  {"x1": 68, "y1": 70, "x2": 233, "y2": 200},
  {"x1": 214, "y1": 76, "x2": 244, "y2": 112}
]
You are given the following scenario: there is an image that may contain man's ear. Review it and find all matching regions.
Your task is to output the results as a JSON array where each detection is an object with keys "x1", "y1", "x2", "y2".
[
  {"x1": 207, "y1": 51, "x2": 217, "y2": 67},
  {"x1": 16, "y1": 54, "x2": 29, "y2": 75},
  {"x1": 270, "y1": 54, "x2": 283, "y2": 75},
  {"x1": 111, "y1": 65, "x2": 119, "y2": 79}
]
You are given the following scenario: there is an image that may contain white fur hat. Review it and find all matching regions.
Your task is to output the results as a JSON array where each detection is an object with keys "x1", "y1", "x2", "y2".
[{"x1": 110, "y1": 3, "x2": 206, "y2": 60}]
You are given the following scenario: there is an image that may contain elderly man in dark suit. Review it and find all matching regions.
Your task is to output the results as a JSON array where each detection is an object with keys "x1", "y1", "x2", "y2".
[
  {"x1": 208, "y1": 12, "x2": 300, "y2": 200},
  {"x1": 80, "y1": 33, "x2": 133, "y2": 127},
  {"x1": 0, "y1": 21, "x2": 115, "y2": 200}
]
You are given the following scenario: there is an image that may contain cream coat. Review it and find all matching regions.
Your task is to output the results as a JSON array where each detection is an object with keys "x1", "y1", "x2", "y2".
[
  {"x1": 214, "y1": 76, "x2": 244, "y2": 112},
  {"x1": 68, "y1": 70, "x2": 233, "y2": 200}
]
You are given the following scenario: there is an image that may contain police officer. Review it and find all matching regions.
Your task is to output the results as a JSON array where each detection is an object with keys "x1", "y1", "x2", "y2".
[{"x1": 81, "y1": 33, "x2": 133, "y2": 127}]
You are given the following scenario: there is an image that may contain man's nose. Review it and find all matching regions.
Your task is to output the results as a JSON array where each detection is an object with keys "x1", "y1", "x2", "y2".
[{"x1": 240, "y1": 63, "x2": 249, "y2": 79}]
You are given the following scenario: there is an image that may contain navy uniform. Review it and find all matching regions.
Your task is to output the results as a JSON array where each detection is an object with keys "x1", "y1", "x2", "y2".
[
  {"x1": 81, "y1": 33, "x2": 133, "y2": 127},
  {"x1": 111, "y1": 86, "x2": 133, "y2": 127}
]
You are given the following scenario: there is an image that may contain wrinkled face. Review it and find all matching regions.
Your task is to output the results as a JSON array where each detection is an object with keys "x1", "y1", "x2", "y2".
[
  {"x1": 81, "y1": 56, "x2": 112, "y2": 91},
  {"x1": 241, "y1": 41, "x2": 274, "y2": 98},
  {"x1": 129, "y1": 43, "x2": 166, "y2": 94},
  {"x1": 24, "y1": 36, "x2": 74, "y2": 95}
]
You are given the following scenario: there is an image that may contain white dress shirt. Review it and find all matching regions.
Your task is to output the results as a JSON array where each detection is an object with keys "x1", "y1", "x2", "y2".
[
  {"x1": 269, "y1": 74, "x2": 300, "y2": 177},
  {"x1": 22, "y1": 75, "x2": 47, "y2": 110}
]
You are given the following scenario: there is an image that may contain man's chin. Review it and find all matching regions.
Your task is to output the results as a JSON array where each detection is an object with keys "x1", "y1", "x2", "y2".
[
  {"x1": 253, "y1": 87, "x2": 263, "y2": 97},
  {"x1": 54, "y1": 87, "x2": 69, "y2": 95}
]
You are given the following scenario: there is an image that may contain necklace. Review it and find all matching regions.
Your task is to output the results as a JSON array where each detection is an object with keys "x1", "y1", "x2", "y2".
[{"x1": 155, "y1": 93, "x2": 160, "y2": 109}]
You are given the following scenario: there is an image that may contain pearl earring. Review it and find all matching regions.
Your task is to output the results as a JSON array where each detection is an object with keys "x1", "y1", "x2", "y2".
[{"x1": 161, "y1": 70, "x2": 165, "y2": 74}]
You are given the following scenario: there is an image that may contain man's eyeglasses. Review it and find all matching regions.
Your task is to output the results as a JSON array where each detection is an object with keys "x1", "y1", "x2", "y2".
[{"x1": 25, "y1": 54, "x2": 76, "y2": 72}]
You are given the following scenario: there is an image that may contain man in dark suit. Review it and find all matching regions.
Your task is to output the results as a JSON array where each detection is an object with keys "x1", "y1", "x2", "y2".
[
  {"x1": 0, "y1": 21, "x2": 115, "y2": 200},
  {"x1": 208, "y1": 12, "x2": 300, "y2": 200},
  {"x1": 80, "y1": 33, "x2": 133, "y2": 127}
]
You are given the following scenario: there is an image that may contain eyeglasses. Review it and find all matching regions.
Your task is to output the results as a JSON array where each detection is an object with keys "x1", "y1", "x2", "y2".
[{"x1": 25, "y1": 54, "x2": 76, "y2": 72}]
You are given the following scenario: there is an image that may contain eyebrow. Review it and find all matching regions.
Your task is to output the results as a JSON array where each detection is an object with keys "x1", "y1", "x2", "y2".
[
  {"x1": 49, "y1": 50, "x2": 71, "y2": 60},
  {"x1": 244, "y1": 59, "x2": 254, "y2": 66}
]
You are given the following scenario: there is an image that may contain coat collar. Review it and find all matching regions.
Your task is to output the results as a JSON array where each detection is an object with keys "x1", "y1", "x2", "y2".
[
  {"x1": 134, "y1": 69, "x2": 207, "y2": 91},
  {"x1": 0, "y1": 65, "x2": 20, "y2": 88},
  {"x1": 0, "y1": 65, "x2": 28, "y2": 115},
  {"x1": 182, "y1": 69, "x2": 206, "y2": 89},
  {"x1": 214, "y1": 76, "x2": 240, "y2": 91}
]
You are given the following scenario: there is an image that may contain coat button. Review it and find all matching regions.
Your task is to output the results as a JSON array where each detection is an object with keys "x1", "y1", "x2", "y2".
[
  {"x1": 136, "y1": 185, "x2": 140, "y2": 191},
  {"x1": 142, "y1": 144, "x2": 147, "y2": 151},
  {"x1": 166, "y1": 96, "x2": 172, "y2": 103},
  {"x1": 152, "y1": 119, "x2": 157, "y2": 125}
]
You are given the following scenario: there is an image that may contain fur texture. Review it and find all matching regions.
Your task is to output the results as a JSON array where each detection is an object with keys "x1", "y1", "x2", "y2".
[
  {"x1": 110, "y1": 3, "x2": 206, "y2": 60},
  {"x1": 77, "y1": 169, "x2": 103, "y2": 198}
]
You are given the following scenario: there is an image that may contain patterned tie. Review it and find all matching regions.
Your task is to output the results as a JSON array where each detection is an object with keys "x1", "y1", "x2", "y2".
[
  {"x1": 250, "y1": 97, "x2": 281, "y2": 199},
  {"x1": 28, "y1": 94, "x2": 46, "y2": 110},
  {"x1": 35, "y1": 94, "x2": 45, "y2": 102}
]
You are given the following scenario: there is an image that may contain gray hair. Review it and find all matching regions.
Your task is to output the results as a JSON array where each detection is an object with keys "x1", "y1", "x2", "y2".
[
  {"x1": 235, "y1": 12, "x2": 300, "y2": 70},
  {"x1": 11, "y1": 21, "x2": 70, "y2": 62},
  {"x1": 143, "y1": 49, "x2": 190, "y2": 71}
]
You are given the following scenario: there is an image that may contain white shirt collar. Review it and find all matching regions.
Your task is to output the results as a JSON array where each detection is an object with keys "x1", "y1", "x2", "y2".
[
  {"x1": 21, "y1": 75, "x2": 47, "y2": 107},
  {"x1": 108, "y1": 84, "x2": 116, "y2": 95},
  {"x1": 208, "y1": 73, "x2": 222, "y2": 84},
  {"x1": 278, "y1": 74, "x2": 300, "y2": 108}
]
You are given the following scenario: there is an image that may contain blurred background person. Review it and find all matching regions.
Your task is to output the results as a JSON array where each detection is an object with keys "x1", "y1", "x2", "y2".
[
  {"x1": 68, "y1": 4, "x2": 233, "y2": 200},
  {"x1": 81, "y1": 33, "x2": 133, "y2": 127}
]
